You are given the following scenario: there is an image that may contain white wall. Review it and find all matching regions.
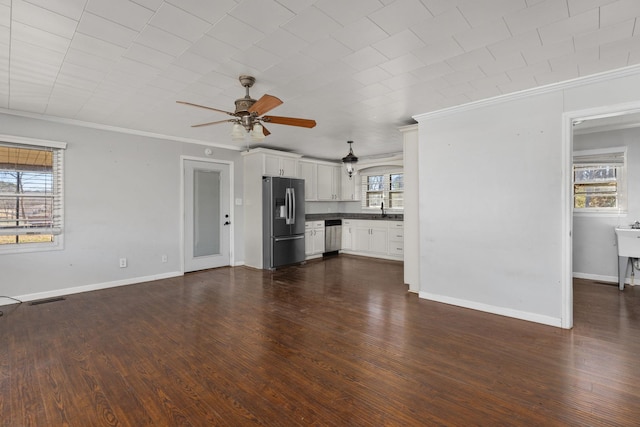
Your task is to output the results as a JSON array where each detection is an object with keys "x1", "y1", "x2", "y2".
[
  {"x1": 0, "y1": 113, "x2": 243, "y2": 301},
  {"x1": 573, "y1": 127, "x2": 640, "y2": 282},
  {"x1": 414, "y1": 67, "x2": 640, "y2": 327},
  {"x1": 306, "y1": 201, "x2": 342, "y2": 214},
  {"x1": 417, "y1": 92, "x2": 565, "y2": 325}
]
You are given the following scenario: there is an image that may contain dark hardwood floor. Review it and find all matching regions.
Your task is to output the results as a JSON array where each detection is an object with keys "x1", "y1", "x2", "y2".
[{"x1": 1, "y1": 256, "x2": 639, "y2": 426}]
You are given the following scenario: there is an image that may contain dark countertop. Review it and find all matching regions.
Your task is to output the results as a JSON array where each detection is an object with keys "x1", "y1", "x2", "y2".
[{"x1": 306, "y1": 213, "x2": 403, "y2": 221}]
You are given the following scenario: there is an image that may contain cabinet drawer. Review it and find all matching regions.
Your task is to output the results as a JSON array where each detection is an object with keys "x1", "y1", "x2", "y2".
[
  {"x1": 313, "y1": 221, "x2": 324, "y2": 228},
  {"x1": 389, "y1": 229, "x2": 404, "y2": 242},
  {"x1": 390, "y1": 221, "x2": 403, "y2": 229},
  {"x1": 389, "y1": 244, "x2": 404, "y2": 255}
]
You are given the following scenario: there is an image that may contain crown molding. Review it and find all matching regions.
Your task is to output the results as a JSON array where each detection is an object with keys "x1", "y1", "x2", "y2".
[
  {"x1": 398, "y1": 124, "x2": 418, "y2": 133},
  {"x1": 0, "y1": 108, "x2": 242, "y2": 151},
  {"x1": 413, "y1": 64, "x2": 640, "y2": 122}
]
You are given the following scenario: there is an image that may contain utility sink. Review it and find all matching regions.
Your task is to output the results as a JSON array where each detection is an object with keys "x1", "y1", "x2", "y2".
[
  {"x1": 614, "y1": 227, "x2": 640, "y2": 257},
  {"x1": 614, "y1": 227, "x2": 640, "y2": 290}
]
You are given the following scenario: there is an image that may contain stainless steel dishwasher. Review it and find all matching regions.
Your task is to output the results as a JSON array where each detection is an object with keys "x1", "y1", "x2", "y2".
[{"x1": 324, "y1": 219, "x2": 342, "y2": 255}]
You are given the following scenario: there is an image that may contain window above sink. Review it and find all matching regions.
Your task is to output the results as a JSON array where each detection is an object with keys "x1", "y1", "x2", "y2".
[{"x1": 359, "y1": 166, "x2": 404, "y2": 212}]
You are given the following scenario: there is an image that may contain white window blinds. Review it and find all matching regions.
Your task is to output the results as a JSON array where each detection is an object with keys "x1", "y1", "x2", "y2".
[
  {"x1": 360, "y1": 168, "x2": 404, "y2": 210},
  {"x1": 573, "y1": 147, "x2": 626, "y2": 211},
  {"x1": 0, "y1": 138, "x2": 66, "y2": 245}
]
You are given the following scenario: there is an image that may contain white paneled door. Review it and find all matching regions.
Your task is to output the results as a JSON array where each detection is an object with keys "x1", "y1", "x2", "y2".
[{"x1": 184, "y1": 160, "x2": 231, "y2": 272}]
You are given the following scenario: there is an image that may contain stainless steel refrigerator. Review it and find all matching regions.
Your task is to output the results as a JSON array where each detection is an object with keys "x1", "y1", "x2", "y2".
[{"x1": 262, "y1": 176, "x2": 305, "y2": 269}]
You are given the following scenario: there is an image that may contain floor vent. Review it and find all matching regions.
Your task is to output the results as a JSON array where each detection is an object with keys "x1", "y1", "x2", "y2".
[{"x1": 30, "y1": 297, "x2": 65, "y2": 306}]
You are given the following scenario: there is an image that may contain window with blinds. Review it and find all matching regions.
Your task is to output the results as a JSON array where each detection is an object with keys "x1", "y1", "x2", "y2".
[
  {"x1": 573, "y1": 147, "x2": 626, "y2": 212},
  {"x1": 361, "y1": 169, "x2": 404, "y2": 210},
  {"x1": 0, "y1": 136, "x2": 66, "y2": 252}
]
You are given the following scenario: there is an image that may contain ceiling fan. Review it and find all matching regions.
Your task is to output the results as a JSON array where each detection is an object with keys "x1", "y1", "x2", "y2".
[{"x1": 177, "y1": 75, "x2": 316, "y2": 140}]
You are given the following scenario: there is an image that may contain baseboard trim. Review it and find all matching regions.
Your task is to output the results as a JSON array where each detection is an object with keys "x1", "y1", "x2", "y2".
[
  {"x1": 14, "y1": 271, "x2": 184, "y2": 303},
  {"x1": 339, "y1": 250, "x2": 403, "y2": 262},
  {"x1": 573, "y1": 272, "x2": 637, "y2": 286},
  {"x1": 419, "y1": 292, "x2": 563, "y2": 328}
]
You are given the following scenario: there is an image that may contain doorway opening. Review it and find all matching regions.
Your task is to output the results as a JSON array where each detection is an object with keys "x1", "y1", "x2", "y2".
[{"x1": 563, "y1": 103, "x2": 640, "y2": 328}]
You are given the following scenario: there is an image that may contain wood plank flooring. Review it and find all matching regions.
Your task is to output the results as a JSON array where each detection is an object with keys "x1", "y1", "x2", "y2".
[{"x1": 1, "y1": 256, "x2": 639, "y2": 426}]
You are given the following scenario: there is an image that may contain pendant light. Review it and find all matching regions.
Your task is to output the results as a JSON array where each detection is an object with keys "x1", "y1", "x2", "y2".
[{"x1": 342, "y1": 140, "x2": 358, "y2": 179}]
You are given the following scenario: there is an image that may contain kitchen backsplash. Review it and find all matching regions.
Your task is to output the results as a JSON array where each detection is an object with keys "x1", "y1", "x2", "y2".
[{"x1": 306, "y1": 212, "x2": 403, "y2": 221}]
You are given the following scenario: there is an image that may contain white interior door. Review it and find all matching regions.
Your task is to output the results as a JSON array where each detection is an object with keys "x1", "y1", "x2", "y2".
[{"x1": 184, "y1": 160, "x2": 231, "y2": 272}]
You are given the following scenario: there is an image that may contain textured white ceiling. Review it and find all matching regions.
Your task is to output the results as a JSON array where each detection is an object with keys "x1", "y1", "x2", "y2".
[{"x1": 1, "y1": 0, "x2": 639, "y2": 160}]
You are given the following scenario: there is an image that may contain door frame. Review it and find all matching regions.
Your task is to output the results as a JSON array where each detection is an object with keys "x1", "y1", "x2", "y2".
[
  {"x1": 180, "y1": 155, "x2": 235, "y2": 273},
  {"x1": 561, "y1": 100, "x2": 640, "y2": 329}
]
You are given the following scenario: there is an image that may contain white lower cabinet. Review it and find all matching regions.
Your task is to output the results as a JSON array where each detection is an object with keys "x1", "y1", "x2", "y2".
[
  {"x1": 353, "y1": 221, "x2": 387, "y2": 255},
  {"x1": 342, "y1": 220, "x2": 403, "y2": 260},
  {"x1": 342, "y1": 220, "x2": 353, "y2": 250},
  {"x1": 305, "y1": 221, "x2": 325, "y2": 258},
  {"x1": 388, "y1": 222, "x2": 404, "y2": 257}
]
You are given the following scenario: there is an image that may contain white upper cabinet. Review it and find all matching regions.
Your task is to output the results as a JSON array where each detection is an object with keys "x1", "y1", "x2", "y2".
[
  {"x1": 264, "y1": 154, "x2": 297, "y2": 177},
  {"x1": 242, "y1": 148, "x2": 301, "y2": 179},
  {"x1": 340, "y1": 170, "x2": 359, "y2": 201},
  {"x1": 317, "y1": 164, "x2": 341, "y2": 201},
  {"x1": 244, "y1": 149, "x2": 368, "y2": 202},
  {"x1": 298, "y1": 160, "x2": 317, "y2": 201}
]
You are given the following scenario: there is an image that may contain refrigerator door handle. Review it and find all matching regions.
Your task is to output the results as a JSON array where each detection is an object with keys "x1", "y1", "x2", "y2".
[
  {"x1": 274, "y1": 235, "x2": 305, "y2": 242},
  {"x1": 285, "y1": 187, "x2": 292, "y2": 225},
  {"x1": 290, "y1": 187, "x2": 296, "y2": 225},
  {"x1": 284, "y1": 188, "x2": 289, "y2": 224}
]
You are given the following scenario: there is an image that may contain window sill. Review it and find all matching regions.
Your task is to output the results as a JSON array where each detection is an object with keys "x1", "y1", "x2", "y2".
[
  {"x1": 0, "y1": 240, "x2": 63, "y2": 255},
  {"x1": 573, "y1": 210, "x2": 627, "y2": 218}
]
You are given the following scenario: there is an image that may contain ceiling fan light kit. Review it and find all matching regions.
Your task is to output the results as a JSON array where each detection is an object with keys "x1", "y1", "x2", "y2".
[
  {"x1": 231, "y1": 123, "x2": 244, "y2": 140},
  {"x1": 250, "y1": 123, "x2": 266, "y2": 140},
  {"x1": 177, "y1": 75, "x2": 316, "y2": 141}
]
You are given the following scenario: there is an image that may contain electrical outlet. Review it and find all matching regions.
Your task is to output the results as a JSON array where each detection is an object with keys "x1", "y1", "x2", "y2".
[
  {"x1": 119, "y1": 258, "x2": 127, "y2": 268},
  {"x1": 161, "y1": 255, "x2": 168, "y2": 263}
]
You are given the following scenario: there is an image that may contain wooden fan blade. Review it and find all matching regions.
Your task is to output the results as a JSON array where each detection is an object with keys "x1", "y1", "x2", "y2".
[
  {"x1": 262, "y1": 125, "x2": 271, "y2": 137},
  {"x1": 191, "y1": 119, "x2": 234, "y2": 128},
  {"x1": 262, "y1": 115, "x2": 317, "y2": 128},
  {"x1": 176, "y1": 101, "x2": 235, "y2": 116},
  {"x1": 248, "y1": 94, "x2": 283, "y2": 116}
]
